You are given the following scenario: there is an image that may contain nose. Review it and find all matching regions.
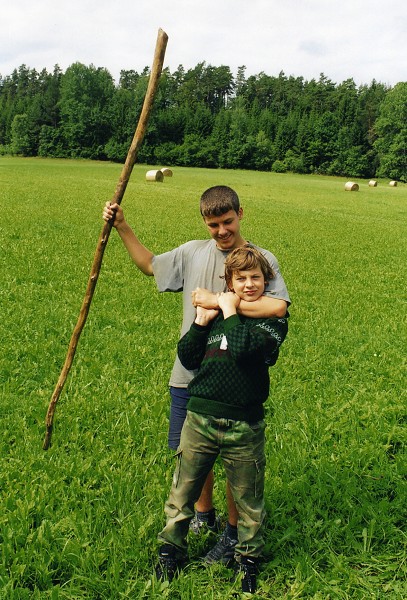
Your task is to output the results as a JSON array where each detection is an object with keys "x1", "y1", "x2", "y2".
[
  {"x1": 218, "y1": 223, "x2": 228, "y2": 236},
  {"x1": 245, "y1": 278, "x2": 254, "y2": 288}
]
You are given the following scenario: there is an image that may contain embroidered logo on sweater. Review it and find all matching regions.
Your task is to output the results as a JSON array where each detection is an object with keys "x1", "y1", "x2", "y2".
[
  {"x1": 256, "y1": 322, "x2": 283, "y2": 343},
  {"x1": 207, "y1": 333, "x2": 224, "y2": 345}
]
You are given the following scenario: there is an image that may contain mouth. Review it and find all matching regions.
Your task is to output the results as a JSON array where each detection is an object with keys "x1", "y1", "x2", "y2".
[
  {"x1": 217, "y1": 234, "x2": 234, "y2": 245},
  {"x1": 243, "y1": 292, "x2": 260, "y2": 302}
]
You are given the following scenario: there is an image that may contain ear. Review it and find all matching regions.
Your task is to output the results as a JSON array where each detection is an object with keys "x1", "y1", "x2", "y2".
[{"x1": 238, "y1": 207, "x2": 243, "y2": 220}]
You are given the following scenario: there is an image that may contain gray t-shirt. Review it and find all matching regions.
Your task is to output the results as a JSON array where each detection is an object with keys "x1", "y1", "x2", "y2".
[{"x1": 152, "y1": 239, "x2": 290, "y2": 387}]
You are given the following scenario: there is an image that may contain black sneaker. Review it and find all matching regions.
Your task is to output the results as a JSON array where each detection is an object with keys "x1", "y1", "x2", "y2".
[
  {"x1": 203, "y1": 528, "x2": 238, "y2": 565},
  {"x1": 155, "y1": 544, "x2": 185, "y2": 582},
  {"x1": 238, "y1": 556, "x2": 259, "y2": 594},
  {"x1": 189, "y1": 510, "x2": 222, "y2": 535}
]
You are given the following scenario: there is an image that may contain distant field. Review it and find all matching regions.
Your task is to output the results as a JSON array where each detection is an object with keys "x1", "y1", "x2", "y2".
[{"x1": 0, "y1": 157, "x2": 406, "y2": 599}]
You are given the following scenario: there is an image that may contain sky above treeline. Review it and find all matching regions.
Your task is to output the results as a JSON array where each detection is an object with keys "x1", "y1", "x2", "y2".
[{"x1": 1, "y1": 0, "x2": 406, "y2": 87}]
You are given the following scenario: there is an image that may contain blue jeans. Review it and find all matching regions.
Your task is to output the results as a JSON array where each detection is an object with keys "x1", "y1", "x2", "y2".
[
  {"x1": 158, "y1": 411, "x2": 266, "y2": 559},
  {"x1": 168, "y1": 386, "x2": 189, "y2": 450}
]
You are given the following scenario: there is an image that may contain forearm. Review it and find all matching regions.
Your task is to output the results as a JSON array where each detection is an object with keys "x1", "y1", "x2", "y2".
[
  {"x1": 116, "y1": 221, "x2": 154, "y2": 276},
  {"x1": 178, "y1": 324, "x2": 209, "y2": 370},
  {"x1": 226, "y1": 316, "x2": 288, "y2": 362},
  {"x1": 237, "y1": 296, "x2": 287, "y2": 318},
  {"x1": 195, "y1": 314, "x2": 214, "y2": 326},
  {"x1": 193, "y1": 288, "x2": 288, "y2": 317}
]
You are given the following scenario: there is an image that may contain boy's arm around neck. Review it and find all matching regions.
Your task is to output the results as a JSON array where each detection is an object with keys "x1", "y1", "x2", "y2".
[
  {"x1": 192, "y1": 290, "x2": 288, "y2": 318},
  {"x1": 238, "y1": 295, "x2": 288, "y2": 318}
]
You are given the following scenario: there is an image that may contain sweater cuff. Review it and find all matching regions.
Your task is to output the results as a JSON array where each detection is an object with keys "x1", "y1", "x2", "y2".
[
  {"x1": 189, "y1": 322, "x2": 211, "y2": 337},
  {"x1": 223, "y1": 314, "x2": 241, "y2": 332}
]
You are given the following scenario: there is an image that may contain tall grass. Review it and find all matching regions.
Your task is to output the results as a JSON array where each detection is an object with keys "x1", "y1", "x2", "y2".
[{"x1": 0, "y1": 157, "x2": 406, "y2": 598}]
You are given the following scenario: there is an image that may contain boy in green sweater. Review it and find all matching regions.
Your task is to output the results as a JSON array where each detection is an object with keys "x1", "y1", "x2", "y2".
[{"x1": 155, "y1": 245, "x2": 288, "y2": 594}]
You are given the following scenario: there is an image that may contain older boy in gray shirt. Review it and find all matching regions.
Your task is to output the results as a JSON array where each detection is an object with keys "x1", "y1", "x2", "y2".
[{"x1": 103, "y1": 185, "x2": 290, "y2": 562}]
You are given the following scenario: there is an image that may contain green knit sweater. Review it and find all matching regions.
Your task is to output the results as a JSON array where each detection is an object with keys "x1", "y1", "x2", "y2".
[{"x1": 177, "y1": 313, "x2": 288, "y2": 422}]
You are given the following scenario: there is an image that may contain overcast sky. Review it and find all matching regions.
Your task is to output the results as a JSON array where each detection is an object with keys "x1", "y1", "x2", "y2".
[{"x1": 1, "y1": 0, "x2": 406, "y2": 87}]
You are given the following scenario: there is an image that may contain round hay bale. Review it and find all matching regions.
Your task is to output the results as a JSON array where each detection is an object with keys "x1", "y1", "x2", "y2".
[
  {"x1": 368, "y1": 180, "x2": 377, "y2": 187},
  {"x1": 389, "y1": 180, "x2": 397, "y2": 187},
  {"x1": 344, "y1": 181, "x2": 359, "y2": 191},
  {"x1": 146, "y1": 169, "x2": 164, "y2": 182},
  {"x1": 161, "y1": 167, "x2": 173, "y2": 177}
]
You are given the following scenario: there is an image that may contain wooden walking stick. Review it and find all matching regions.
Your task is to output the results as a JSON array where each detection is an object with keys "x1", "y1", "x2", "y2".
[{"x1": 43, "y1": 28, "x2": 169, "y2": 450}]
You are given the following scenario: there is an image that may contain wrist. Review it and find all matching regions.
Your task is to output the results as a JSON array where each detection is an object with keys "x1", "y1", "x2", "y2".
[
  {"x1": 195, "y1": 316, "x2": 210, "y2": 326},
  {"x1": 116, "y1": 219, "x2": 129, "y2": 234}
]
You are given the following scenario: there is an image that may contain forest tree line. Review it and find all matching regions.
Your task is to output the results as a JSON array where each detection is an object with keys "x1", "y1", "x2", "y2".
[{"x1": 0, "y1": 62, "x2": 406, "y2": 180}]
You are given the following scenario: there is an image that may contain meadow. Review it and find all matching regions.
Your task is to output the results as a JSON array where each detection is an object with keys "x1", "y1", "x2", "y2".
[{"x1": 0, "y1": 157, "x2": 406, "y2": 599}]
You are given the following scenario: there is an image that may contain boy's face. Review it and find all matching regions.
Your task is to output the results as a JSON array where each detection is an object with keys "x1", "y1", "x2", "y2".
[
  {"x1": 203, "y1": 209, "x2": 244, "y2": 251},
  {"x1": 229, "y1": 267, "x2": 266, "y2": 302}
]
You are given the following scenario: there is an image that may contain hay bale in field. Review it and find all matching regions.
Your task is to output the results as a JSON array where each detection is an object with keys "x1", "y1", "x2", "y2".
[
  {"x1": 160, "y1": 167, "x2": 173, "y2": 177},
  {"x1": 369, "y1": 180, "x2": 377, "y2": 187},
  {"x1": 389, "y1": 180, "x2": 397, "y2": 187},
  {"x1": 146, "y1": 169, "x2": 164, "y2": 182},
  {"x1": 344, "y1": 181, "x2": 359, "y2": 191}
]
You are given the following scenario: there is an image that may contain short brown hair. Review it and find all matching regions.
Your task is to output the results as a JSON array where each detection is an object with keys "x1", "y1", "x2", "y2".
[
  {"x1": 224, "y1": 245, "x2": 275, "y2": 288},
  {"x1": 200, "y1": 185, "x2": 240, "y2": 217}
]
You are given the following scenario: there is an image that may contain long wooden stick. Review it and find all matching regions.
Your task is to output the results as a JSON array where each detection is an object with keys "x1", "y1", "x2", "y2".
[{"x1": 43, "y1": 28, "x2": 169, "y2": 450}]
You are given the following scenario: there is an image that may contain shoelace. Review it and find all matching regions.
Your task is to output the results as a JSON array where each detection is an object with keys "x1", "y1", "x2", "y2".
[
  {"x1": 160, "y1": 553, "x2": 179, "y2": 567},
  {"x1": 241, "y1": 561, "x2": 256, "y2": 574},
  {"x1": 240, "y1": 561, "x2": 257, "y2": 592}
]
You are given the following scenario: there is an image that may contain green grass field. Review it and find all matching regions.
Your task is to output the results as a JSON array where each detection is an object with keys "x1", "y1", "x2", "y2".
[{"x1": 0, "y1": 157, "x2": 406, "y2": 599}]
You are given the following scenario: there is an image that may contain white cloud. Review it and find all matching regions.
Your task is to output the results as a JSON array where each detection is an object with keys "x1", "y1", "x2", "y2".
[{"x1": 0, "y1": 0, "x2": 405, "y2": 86}]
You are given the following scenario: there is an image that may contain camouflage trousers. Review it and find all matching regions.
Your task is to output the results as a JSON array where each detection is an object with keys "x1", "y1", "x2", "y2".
[{"x1": 158, "y1": 410, "x2": 266, "y2": 558}]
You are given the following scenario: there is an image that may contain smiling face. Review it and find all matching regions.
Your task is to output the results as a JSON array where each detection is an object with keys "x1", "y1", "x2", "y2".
[
  {"x1": 203, "y1": 208, "x2": 245, "y2": 251},
  {"x1": 229, "y1": 268, "x2": 266, "y2": 302}
]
